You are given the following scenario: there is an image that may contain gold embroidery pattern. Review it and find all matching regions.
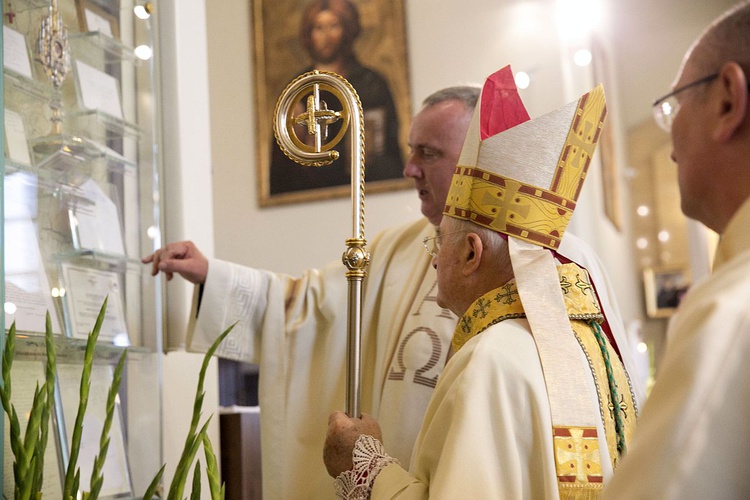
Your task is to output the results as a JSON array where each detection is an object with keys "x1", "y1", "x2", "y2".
[
  {"x1": 572, "y1": 321, "x2": 637, "y2": 471},
  {"x1": 554, "y1": 426, "x2": 604, "y2": 498},
  {"x1": 451, "y1": 264, "x2": 602, "y2": 352},
  {"x1": 554, "y1": 427, "x2": 603, "y2": 481},
  {"x1": 551, "y1": 87, "x2": 607, "y2": 201},
  {"x1": 444, "y1": 166, "x2": 574, "y2": 249},
  {"x1": 451, "y1": 261, "x2": 628, "y2": 497}
]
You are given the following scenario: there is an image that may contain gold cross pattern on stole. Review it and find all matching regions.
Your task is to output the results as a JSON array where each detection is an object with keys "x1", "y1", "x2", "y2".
[{"x1": 607, "y1": 394, "x2": 629, "y2": 420}]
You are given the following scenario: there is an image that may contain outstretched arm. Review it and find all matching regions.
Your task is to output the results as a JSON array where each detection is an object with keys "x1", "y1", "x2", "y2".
[{"x1": 142, "y1": 240, "x2": 208, "y2": 284}]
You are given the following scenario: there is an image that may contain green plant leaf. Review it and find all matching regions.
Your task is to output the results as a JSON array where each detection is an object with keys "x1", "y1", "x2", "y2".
[
  {"x1": 10, "y1": 406, "x2": 22, "y2": 482},
  {"x1": 142, "y1": 464, "x2": 166, "y2": 499},
  {"x1": 73, "y1": 468, "x2": 81, "y2": 500},
  {"x1": 19, "y1": 454, "x2": 38, "y2": 500},
  {"x1": 201, "y1": 430, "x2": 223, "y2": 499},
  {"x1": 1, "y1": 321, "x2": 16, "y2": 410},
  {"x1": 0, "y1": 322, "x2": 24, "y2": 481},
  {"x1": 168, "y1": 418, "x2": 213, "y2": 500},
  {"x1": 34, "y1": 312, "x2": 57, "y2": 494},
  {"x1": 190, "y1": 323, "x2": 236, "y2": 435},
  {"x1": 19, "y1": 383, "x2": 45, "y2": 488},
  {"x1": 166, "y1": 323, "x2": 236, "y2": 499},
  {"x1": 190, "y1": 460, "x2": 202, "y2": 500},
  {"x1": 64, "y1": 298, "x2": 108, "y2": 499},
  {"x1": 89, "y1": 348, "x2": 126, "y2": 499}
]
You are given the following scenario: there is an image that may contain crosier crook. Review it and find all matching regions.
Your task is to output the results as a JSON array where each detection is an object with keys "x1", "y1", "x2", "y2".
[{"x1": 274, "y1": 70, "x2": 370, "y2": 418}]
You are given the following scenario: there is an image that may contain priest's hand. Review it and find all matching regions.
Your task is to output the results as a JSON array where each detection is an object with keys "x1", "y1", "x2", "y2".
[
  {"x1": 142, "y1": 241, "x2": 208, "y2": 284},
  {"x1": 324, "y1": 411, "x2": 383, "y2": 477}
]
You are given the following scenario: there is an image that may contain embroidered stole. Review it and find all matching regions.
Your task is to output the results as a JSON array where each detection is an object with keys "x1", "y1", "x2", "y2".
[{"x1": 452, "y1": 263, "x2": 636, "y2": 499}]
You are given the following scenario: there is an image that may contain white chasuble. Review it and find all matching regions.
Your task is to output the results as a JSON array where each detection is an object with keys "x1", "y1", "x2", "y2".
[{"x1": 378, "y1": 274, "x2": 455, "y2": 464}]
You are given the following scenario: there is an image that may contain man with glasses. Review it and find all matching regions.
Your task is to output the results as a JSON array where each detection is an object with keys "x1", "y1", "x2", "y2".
[
  {"x1": 604, "y1": 3, "x2": 750, "y2": 497},
  {"x1": 145, "y1": 75, "x2": 643, "y2": 499},
  {"x1": 324, "y1": 67, "x2": 641, "y2": 498}
]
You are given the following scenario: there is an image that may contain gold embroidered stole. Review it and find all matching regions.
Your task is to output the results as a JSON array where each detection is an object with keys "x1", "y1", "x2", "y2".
[{"x1": 452, "y1": 263, "x2": 636, "y2": 498}]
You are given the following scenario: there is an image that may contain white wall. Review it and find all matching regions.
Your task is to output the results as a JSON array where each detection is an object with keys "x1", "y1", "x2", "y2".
[
  {"x1": 158, "y1": 1, "x2": 218, "y2": 497},
  {"x1": 610, "y1": 0, "x2": 737, "y2": 130}
]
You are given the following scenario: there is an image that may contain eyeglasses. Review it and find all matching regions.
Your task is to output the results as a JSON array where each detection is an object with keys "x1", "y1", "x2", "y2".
[
  {"x1": 652, "y1": 73, "x2": 718, "y2": 132},
  {"x1": 423, "y1": 229, "x2": 467, "y2": 258}
]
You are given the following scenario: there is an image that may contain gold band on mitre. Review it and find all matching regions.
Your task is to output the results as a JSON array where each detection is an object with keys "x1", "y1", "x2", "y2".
[{"x1": 444, "y1": 85, "x2": 607, "y2": 250}]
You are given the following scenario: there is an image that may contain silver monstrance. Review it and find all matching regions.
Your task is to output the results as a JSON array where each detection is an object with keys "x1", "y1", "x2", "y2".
[{"x1": 36, "y1": 0, "x2": 68, "y2": 132}]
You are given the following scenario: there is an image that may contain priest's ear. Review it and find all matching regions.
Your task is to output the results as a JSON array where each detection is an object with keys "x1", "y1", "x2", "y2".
[
  {"x1": 462, "y1": 233, "x2": 484, "y2": 276},
  {"x1": 714, "y1": 61, "x2": 749, "y2": 143}
]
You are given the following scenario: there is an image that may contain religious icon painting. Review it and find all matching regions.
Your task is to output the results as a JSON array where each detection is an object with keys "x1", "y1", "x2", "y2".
[{"x1": 251, "y1": 0, "x2": 412, "y2": 206}]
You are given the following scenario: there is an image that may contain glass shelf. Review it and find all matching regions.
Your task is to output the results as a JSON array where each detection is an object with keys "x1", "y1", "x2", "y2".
[
  {"x1": 3, "y1": 69, "x2": 55, "y2": 102},
  {"x1": 11, "y1": 333, "x2": 150, "y2": 364},
  {"x1": 27, "y1": 134, "x2": 138, "y2": 185},
  {"x1": 54, "y1": 249, "x2": 144, "y2": 273},
  {"x1": 69, "y1": 31, "x2": 140, "y2": 65},
  {"x1": 67, "y1": 108, "x2": 143, "y2": 140}
]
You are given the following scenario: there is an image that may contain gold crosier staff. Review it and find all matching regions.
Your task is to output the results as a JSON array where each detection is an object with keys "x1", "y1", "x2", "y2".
[{"x1": 273, "y1": 71, "x2": 370, "y2": 417}]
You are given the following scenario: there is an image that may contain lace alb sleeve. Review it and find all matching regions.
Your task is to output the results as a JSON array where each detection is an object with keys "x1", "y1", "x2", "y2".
[{"x1": 334, "y1": 434, "x2": 401, "y2": 499}]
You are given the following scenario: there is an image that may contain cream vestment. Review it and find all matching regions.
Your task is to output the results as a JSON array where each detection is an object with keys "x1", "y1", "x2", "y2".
[
  {"x1": 365, "y1": 264, "x2": 637, "y2": 499},
  {"x1": 604, "y1": 198, "x2": 750, "y2": 499}
]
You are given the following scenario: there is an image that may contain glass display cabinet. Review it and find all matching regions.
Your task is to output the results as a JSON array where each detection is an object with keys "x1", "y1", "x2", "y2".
[{"x1": 2, "y1": 0, "x2": 163, "y2": 496}]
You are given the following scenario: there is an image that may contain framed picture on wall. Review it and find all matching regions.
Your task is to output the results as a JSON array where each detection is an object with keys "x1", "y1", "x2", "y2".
[
  {"x1": 591, "y1": 34, "x2": 623, "y2": 232},
  {"x1": 643, "y1": 266, "x2": 691, "y2": 318},
  {"x1": 252, "y1": 0, "x2": 412, "y2": 206},
  {"x1": 75, "y1": 0, "x2": 120, "y2": 39}
]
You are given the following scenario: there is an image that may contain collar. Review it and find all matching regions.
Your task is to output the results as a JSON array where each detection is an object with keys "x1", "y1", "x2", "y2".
[
  {"x1": 714, "y1": 197, "x2": 750, "y2": 270},
  {"x1": 452, "y1": 262, "x2": 602, "y2": 352}
]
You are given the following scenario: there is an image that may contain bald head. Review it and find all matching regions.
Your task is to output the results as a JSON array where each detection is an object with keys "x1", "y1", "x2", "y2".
[{"x1": 684, "y1": 2, "x2": 750, "y2": 78}]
